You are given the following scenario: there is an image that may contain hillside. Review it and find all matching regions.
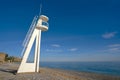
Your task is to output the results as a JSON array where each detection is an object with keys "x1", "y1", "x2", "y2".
[{"x1": 0, "y1": 52, "x2": 21, "y2": 63}]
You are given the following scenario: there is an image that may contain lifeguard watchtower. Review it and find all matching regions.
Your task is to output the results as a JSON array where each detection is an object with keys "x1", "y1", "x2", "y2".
[{"x1": 17, "y1": 15, "x2": 49, "y2": 73}]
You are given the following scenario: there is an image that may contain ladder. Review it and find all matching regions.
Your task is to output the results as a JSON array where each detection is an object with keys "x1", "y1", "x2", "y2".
[{"x1": 21, "y1": 16, "x2": 38, "y2": 57}]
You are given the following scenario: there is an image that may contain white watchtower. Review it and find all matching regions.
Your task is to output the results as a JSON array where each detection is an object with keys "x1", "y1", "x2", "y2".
[{"x1": 17, "y1": 15, "x2": 49, "y2": 73}]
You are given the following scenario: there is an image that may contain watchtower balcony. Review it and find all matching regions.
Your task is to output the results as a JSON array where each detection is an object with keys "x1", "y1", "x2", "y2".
[{"x1": 36, "y1": 15, "x2": 49, "y2": 31}]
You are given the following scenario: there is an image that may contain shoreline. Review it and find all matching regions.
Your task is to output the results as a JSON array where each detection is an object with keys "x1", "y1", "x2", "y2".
[
  {"x1": 41, "y1": 66, "x2": 120, "y2": 77},
  {"x1": 0, "y1": 63, "x2": 120, "y2": 80}
]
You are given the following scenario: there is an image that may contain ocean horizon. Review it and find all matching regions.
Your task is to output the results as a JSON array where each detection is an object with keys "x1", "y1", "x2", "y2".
[{"x1": 40, "y1": 61, "x2": 120, "y2": 76}]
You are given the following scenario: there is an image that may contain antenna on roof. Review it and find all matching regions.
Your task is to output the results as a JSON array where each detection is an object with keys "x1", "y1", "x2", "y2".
[{"x1": 39, "y1": 4, "x2": 42, "y2": 16}]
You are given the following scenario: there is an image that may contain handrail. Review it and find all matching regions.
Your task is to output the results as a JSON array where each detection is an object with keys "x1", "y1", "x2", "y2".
[
  {"x1": 21, "y1": 16, "x2": 38, "y2": 57},
  {"x1": 23, "y1": 16, "x2": 38, "y2": 47}
]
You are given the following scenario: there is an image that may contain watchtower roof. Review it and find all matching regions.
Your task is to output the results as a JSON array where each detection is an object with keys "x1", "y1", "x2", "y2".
[{"x1": 40, "y1": 15, "x2": 49, "y2": 22}]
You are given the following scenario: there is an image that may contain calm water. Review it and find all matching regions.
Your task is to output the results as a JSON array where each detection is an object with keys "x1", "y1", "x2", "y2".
[{"x1": 40, "y1": 62, "x2": 120, "y2": 76}]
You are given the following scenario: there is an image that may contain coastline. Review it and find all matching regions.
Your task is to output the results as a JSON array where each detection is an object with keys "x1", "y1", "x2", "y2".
[{"x1": 0, "y1": 63, "x2": 120, "y2": 80}]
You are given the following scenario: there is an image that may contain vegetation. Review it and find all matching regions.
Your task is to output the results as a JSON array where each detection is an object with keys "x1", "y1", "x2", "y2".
[
  {"x1": 6, "y1": 56, "x2": 14, "y2": 62},
  {"x1": 0, "y1": 52, "x2": 21, "y2": 63}
]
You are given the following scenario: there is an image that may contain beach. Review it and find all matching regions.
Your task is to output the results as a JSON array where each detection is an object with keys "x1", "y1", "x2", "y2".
[{"x1": 0, "y1": 63, "x2": 120, "y2": 80}]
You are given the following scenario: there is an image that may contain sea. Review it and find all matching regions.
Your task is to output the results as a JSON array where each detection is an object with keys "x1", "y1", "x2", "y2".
[{"x1": 40, "y1": 62, "x2": 120, "y2": 76}]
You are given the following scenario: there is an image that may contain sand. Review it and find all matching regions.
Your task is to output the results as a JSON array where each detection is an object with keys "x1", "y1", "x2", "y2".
[{"x1": 0, "y1": 63, "x2": 120, "y2": 80}]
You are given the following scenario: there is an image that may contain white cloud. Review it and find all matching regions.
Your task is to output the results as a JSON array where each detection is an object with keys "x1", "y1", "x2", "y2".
[
  {"x1": 108, "y1": 44, "x2": 120, "y2": 47},
  {"x1": 69, "y1": 48, "x2": 78, "y2": 51},
  {"x1": 46, "y1": 49, "x2": 62, "y2": 52},
  {"x1": 102, "y1": 47, "x2": 120, "y2": 53},
  {"x1": 104, "y1": 44, "x2": 120, "y2": 53},
  {"x1": 108, "y1": 43, "x2": 120, "y2": 52},
  {"x1": 102, "y1": 32, "x2": 117, "y2": 39},
  {"x1": 51, "y1": 44, "x2": 60, "y2": 47},
  {"x1": 108, "y1": 47, "x2": 119, "y2": 51}
]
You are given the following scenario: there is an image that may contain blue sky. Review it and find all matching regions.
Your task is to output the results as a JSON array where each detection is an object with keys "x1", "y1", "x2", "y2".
[{"x1": 0, "y1": 0, "x2": 120, "y2": 62}]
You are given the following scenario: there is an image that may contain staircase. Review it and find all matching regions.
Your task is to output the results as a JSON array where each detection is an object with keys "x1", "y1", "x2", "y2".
[{"x1": 21, "y1": 16, "x2": 38, "y2": 57}]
